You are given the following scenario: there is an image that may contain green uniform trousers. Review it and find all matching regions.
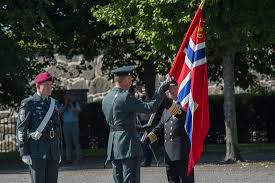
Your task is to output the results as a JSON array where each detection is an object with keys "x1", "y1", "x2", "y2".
[
  {"x1": 111, "y1": 157, "x2": 141, "y2": 183},
  {"x1": 30, "y1": 159, "x2": 59, "y2": 183}
]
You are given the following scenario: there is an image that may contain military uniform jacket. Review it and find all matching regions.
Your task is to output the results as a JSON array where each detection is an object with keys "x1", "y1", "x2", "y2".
[
  {"x1": 152, "y1": 102, "x2": 190, "y2": 161},
  {"x1": 102, "y1": 87, "x2": 164, "y2": 160},
  {"x1": 16, "y1": 93, "x2": 62, "y2": 160}
]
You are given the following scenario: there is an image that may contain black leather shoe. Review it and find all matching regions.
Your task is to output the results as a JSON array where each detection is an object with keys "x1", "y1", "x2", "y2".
[
  {"x1": 66, "y1": 160, "x2": 73, "y2": 164},
  {"x1": 141, "y1": 161, "x2": 151, "y2": 167}
]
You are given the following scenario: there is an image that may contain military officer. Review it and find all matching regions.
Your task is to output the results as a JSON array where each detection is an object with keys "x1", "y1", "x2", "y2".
[
  {"x1": 16, "y1": 72, "x2": 62, "y2": 183},
  {"x1": 102, "y1": 65, "x2": 171, "y2": 183},
  {"x1": 143, "y1": 80, "x2": 195, "y2": 183}
]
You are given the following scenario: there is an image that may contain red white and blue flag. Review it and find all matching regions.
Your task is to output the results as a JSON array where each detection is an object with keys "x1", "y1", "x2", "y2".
[{"x1": 168, "y1": 8, "x2": 210, "y2": 175}]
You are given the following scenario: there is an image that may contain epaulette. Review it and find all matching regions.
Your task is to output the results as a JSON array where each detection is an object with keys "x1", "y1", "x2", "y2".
[{"x1": 20, "y1": 96, "x2": 34, "y2": 107}]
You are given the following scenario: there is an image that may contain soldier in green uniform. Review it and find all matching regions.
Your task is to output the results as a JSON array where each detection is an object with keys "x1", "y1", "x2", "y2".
[
  {"x1": 16, "y1": 72, "x2": 62, "y2": 183},
  {"x1": 102, "y1": 65, "x2": 171, "y2": 183}
]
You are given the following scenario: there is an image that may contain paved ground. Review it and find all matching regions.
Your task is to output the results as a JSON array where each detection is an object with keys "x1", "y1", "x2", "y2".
[{"x1": 0, "y1": 152, "x2": 274, "y2": 183}]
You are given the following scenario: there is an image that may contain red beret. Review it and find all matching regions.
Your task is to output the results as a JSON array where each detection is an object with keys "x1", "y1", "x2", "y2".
[{"x1": 35, "y1": 72, "x2": 53, "y2": 84}]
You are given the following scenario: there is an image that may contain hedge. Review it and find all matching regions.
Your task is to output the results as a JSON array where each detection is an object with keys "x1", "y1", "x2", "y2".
[{"x1": 78, "y1": 94, "x2": 275, "y2": 148}]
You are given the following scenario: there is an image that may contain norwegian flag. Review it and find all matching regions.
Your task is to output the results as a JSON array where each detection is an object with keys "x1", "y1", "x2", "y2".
[{"x1": 168, "y1": 8, "x2": 209, "y2": 175}]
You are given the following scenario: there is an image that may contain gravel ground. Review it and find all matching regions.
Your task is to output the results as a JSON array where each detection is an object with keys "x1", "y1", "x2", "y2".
[{"x1": 0, "y1": 158, "x2": 274, "y2": 183}]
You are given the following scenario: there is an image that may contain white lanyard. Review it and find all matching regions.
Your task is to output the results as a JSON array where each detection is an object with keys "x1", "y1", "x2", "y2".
[{"x1": 29, "y1": 97, "x2": 55, "y2": 140}]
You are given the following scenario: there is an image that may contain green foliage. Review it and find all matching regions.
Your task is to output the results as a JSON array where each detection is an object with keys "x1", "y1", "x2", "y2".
[
  {"x1": 0, "y1": 0, "x2": 50, "y2": 105},
  {"x1": 0, "y1": 0, "x2": 59, "y2": 106},
  {"x1": 205, "y1": 0, "x2": 275, "y2": 91},
  {"x1": 0, "y1": 0, "x2": 109, "y2": 106},
  {"x1": 93, "y1": 0, "x2": 197, "y2": 74},
  {"x1": 1, "y1": 0, "x2": 274, "y2": 106},
  {"x1": 93, "y1": 0, "x2": 275, "y2": 91},
  {"x1": 50, "y1": 0, "x2": 110, "y2": 60}
]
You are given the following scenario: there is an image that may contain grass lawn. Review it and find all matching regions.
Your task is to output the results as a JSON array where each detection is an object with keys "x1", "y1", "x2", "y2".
[
  {"x1": 204, "y1": 143, "x2": 275, "y2": 153},
  {"x1": 81, "y1": 148, "x2": 106, "y2": 157}
]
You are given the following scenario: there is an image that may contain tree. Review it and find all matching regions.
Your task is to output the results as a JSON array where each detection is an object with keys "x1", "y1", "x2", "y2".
[
  {"x1": 93, "y1": 0, "x2": 196, "y2": 94},
  {"x1": 206, "y1": 0, "x2": 274, "y2": 162},
  {"x1": 48, "y1": 0, "x2": 111, "y2": 60},
  {"x1": 93, "y1": 0, "x2": 275, "y2": 162},
  {"x1": 0, "y1": 0, "x2": 56, "y2": 106},
  {"x1": 0, "y1": 0, "x2": 109, "y2": 106}
]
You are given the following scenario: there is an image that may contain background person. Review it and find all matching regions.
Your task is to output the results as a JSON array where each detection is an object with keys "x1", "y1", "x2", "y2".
[{"x1": 59, "y1": 94, "x2": 81, "y2": 164}]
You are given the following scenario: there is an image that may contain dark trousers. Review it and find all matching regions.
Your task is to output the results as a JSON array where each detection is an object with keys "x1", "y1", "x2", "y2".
[
  {"x1": 111, "y1": 157, "x2": 141, "y2": 183},
  {"x1": 63, "y1": 122, "x2": 81, "y2": 160},
  {"x1": 30, "y1": 159, "x2": 59, "y2": 183},
  {"x1": 165, "y1": 159, "x2": 194, "y2": 183},
  {"x1": 142, "y1": 143, "x2": 152, "y2": 164}
]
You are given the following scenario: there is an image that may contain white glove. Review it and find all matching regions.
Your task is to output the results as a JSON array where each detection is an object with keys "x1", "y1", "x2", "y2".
[
  {"x1": 22, "y1": 155, "x2": 32, "y2": 165},
  {"x1": 59, "y1": 156, "x2": 62, "y2": 164},
  {"x1": 30, "y1": 131, "x2": 42, "y2": 140}
]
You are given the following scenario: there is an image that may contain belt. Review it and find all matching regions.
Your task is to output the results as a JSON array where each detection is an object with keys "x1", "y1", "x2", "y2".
[
  {"x1": 110, "y1": 125, "x2": 135, "y2": 132},
  {"x1": 42, "y1": 128, "x2": 61, "y2": 139}
]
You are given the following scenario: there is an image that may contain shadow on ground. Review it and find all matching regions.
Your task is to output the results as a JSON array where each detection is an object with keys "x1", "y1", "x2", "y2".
[
  {"x1": 199, "y1": 151, "x2": 275, "y2": 164},
  {"x1": 0, "y1": 151, "x2": 274, "y2": 174}
]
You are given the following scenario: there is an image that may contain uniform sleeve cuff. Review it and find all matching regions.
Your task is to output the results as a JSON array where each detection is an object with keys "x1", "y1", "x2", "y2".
[
  {"x1": 19, "y1": 145, "x2": 29, "y2": 157},
  {"x1": 147, "y1": 132, "x2": 157, "y2": 143}
]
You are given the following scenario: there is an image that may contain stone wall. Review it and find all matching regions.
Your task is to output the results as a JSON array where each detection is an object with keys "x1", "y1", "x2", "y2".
[
  {"x1": 0, "y1": 111, "x2": 16, "y2": 152},
  {"x1": 47, "y1": 54, "x2": 275, "y2": 101},
  {"x1": 48, "y1": 54, "x2": 112, "y2": 103}
]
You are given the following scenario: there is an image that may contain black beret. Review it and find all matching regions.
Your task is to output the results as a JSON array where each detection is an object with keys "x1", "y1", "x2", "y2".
[{"x1": 111, "y1": 65, "x2": 135, "y2": 76}]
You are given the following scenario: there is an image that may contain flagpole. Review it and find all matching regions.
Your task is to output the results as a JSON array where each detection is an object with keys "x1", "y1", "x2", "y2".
[
  {"x1": 199, "y1": 0, "x2": 205, "y2": 9},
  {"x1": 169, "y1": 2, "x2": 204, "y2": 77},
  {"x1": 140, "y1": 75, "x2": 171, "y2": 142},
  {"x1": 142, "y1": 0, "x2": 206, "y2": 142}
]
